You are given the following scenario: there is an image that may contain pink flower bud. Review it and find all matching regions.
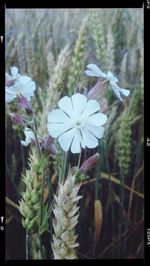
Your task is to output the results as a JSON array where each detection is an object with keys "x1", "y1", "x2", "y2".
[
  {"x1": 86, "y1": 80, "x2": 106, "y2": 100},
  {"x1": 5, "y1": 79, "x2": 15, "y2": 87},
  {"x1": 18, "y1": 96, "x2": 33, "y2": 115},
  {"x1": 40, "y1": 136, "x2": 58, "y2": 155},
  {"x1": 10, "y1": 113, "x2": 25, "y2": 126},
  {"x1": 79, "y1": 153, "x2": 99, "y2": 173}
]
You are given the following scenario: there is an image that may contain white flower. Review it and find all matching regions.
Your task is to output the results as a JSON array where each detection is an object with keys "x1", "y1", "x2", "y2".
[
  {"x1": 47, "y1": 93, "x2": 107, "y2": 154},
  {"x1": 5, "y1": 66, "x2": 36, "y2": 103},
  {"x1": 85, "y1": 64, "x2": 107, "y2": 78},
  {"x1": 110, "y1": 81, "x2": 130, "y2": 102},
  {"x1": 85, "y1": 64, "x2": 130, "y2": 102},
  {"x1": 21, "y1": 127, "x2": 35, "y2": 146},
  {"x1": 6, "y1": 66, "x2": 20, "y2": 82}
]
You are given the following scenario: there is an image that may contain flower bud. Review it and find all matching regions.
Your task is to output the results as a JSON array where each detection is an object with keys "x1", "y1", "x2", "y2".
[
  {"x1": 10, "y1": 113, "x2": 25, "y2": 126},
  {"x1": 79, "y1": 153, "x2": 99, "y2": 173},
  {"x1": 86, "y1": 80, "x2": 106, "y2": 100},
  {"x1": 18, "y1": 96, "x2": 33, "y2": 116},
  {"x1": 5, "y1": 79, "x2": 15, "y2": 87},
  {"x1": 40, "y1": 136, "x2": 58, "y2": 155}
]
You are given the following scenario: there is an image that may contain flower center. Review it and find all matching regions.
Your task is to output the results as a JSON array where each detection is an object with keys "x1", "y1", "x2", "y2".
[
  {"x1": 74, "y1": 119, "x2": 85, "y2": 128},
  {"x1": 76, "y1": 120, "x2": 81, "y2": 126}
]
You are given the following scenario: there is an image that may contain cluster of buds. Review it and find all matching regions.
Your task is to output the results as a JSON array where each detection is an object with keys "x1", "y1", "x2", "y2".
[
  {"x1": 10, "y1": 95, "x2": 33, "y2": 124},
  {"x1": 18, "y1": 96, "x2": 33, "y2": 116},
  {"x1": 10, "y1": 113, "x2": 25, "y2": 126}
]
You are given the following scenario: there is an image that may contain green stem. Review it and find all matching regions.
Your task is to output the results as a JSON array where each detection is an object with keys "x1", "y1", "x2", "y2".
[
  {"x1": 93, "y1": 141, "x2": 102, "y2": 257},
  {"x1": 33, "y1": 116, "x2": 42, "y2": 158},
  {"x1": 60, "y1": 151, "x2": 68, "y2": 184},
  {"x1": 95, "y1": 140, "x2": 103, "y2": 200},
  {"x1": 75, "y1": 152, "x2": 82, "y2": 177},
  {"x1": 32, "y1": 114, "x2": 45, "y2": 229},
  {"x1": 105, "y1": 140, "x2": 115, "y2": 256}
]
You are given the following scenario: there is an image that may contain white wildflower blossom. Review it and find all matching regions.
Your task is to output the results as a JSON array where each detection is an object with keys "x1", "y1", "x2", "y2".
[
  {"x1": 6, "y1": 66, "x2": 20, "y2": 82},
  {"x1": 21, "y1": 127, "x2": 35, "y2": 146},
  {"x1": 85, "y1": 64, "x2": 130, "y2": 102},
  {"x1": 47, "y1": 93, "x2": 107, "y2": 154},
  {"x1": 5, "y1": 66, "x2": 36, "y2": 103}
]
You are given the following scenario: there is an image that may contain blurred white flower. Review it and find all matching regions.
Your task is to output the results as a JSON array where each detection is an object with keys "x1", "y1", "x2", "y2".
[
  {"x1": 85, "y1": 64, "x2": 130, "y2": 102},
  {"x1": 85, "y1": 64, "x2": 107, "y2": 78},
  {"x1": 47, "y1": 93, "x2": 107, "y2": 154},
  {"x1": 21, "y1": 127, "x2": 35, "y2": 146},
  {"x1": 6, "y1": 66, "x2": 20, "y2": 83},
  {"x1": 110, "y1": 81, "x2": 130, "y2": 102},
  {"x1": 5, "y1": 66, "x2": 36, "y2": 103}
]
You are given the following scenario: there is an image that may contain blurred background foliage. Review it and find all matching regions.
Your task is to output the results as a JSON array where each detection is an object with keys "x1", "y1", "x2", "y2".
[{"x1": 5, "y1": 8, "x2": 144, "y2": 259}]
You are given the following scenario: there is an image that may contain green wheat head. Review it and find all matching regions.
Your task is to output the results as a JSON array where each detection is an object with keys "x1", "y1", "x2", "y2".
[
  {"x1": 67, "y1": 17, "x2": 89, "y2": 95},
  {"x1": 91, "y1": 9, "x2": 106, "y2": 65}
]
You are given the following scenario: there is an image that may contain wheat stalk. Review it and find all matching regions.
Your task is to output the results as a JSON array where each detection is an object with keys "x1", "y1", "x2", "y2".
[
  {"x1": 52, "y1": 174, "x2": 82, "y2": 259},
  {"x1": 37, "y1": 44, "x2": 71, "y2": 137},
  {"x1": 18, "y1": 148, "x2": 49, "y2": 259},
  {"x1": 67, "y1": 17, "x2": 88, "y2": 95},
  {"x1": 91, "y1": 10, "x2": 106, "y2": 65}
]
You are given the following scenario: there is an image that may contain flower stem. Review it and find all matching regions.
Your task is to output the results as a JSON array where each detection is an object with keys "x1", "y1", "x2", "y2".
[
  {"x1": 61, "y1": 151, "x2": 68, "y2": 184},
  {"x1": 33, "y1": 115, "x2": 41, "y2": 158},
  {"x1": 32, "y1": 115, "x2": 45, "y2": 229},
  {"x1": 75, "y1": 152, "x2": 82, "y2": 177},
  {"x1": 101, "y1": 79, "x2": 108, "y2": 85},
  {"x1": 95, "y1": 140, "x2": 102, "y2": 200}
]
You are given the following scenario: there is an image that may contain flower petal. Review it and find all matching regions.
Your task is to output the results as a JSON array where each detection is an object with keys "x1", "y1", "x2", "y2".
[
  {"x1": 58, "y1": 96, "x2": 75, "y2": 118},
  {"x1": 86, "y1": 64, "x2": 106, "y2": 78},
  {"x1": 19, "y1": 76, "x2": 31, "y2": 83},
  {"x1": 5, "y1": 86, "x2": 17, "y2": 94},
  {"x1": 81, "y1": 136, "x2": 86, "y2": 149},
  {"x1": 5, "y1": 93, "x2": 16, "y2": 103},
  {"x1": 47, "y1": 122, "x2": 73, "y2": 138},
  {"x1": 85, "y1": 70, "x2": 101, "y2": 77},
  {"x1": 21, "y1": 128, "x2": 34, "y2": 146},
  {"x1": 58, "y1": 128, "x2": 75, "y2": 151},
  {"x1": 71, "y1": 130, "x2": 81, "y2": 153},
  {"x1": 87, "y1": 113, "x2": 107, "y2": 126},
  {"x1": 81, "y1": 100, "x2": 100, "y2": 118},
  {"x1": 14, "y1": 80, "x2": 36, "y2": 95},
  {"x1": 23, "y1": 127, "x2": 34, "y2": 141},
  {"x1": 48, "y1": 109, "x2": 72, "y2": 124},
  {"x1": 22, "y1": 93, "x2": 32, "y2": 101},
  {"x1": 71, "y1": 93, "x2": 87, "y2": 116},
  {"x1": 81, "y1": 127, "x2": 98, "y2": 148},
  {"x1": 107, "y1": 71, "x2": 118, "y2": 83},
  {"x1": 110, "y1": 83, "x2": 123, "y2": 101},
  {"x1": 6, "y1": 73, "x2": 13, "y2": 81},
  {"x1": 24, "y1": 80, "x2": 36, "y2": 92},
  {"x1": 85, "y1": 124, "x2": 105, "y2": 139},
  {"x1": 119, "y1": 88, "x2": 130, "y2": 97},
  {"x1": 21, "y1": 140, "x2": 31, "y2": 146},
  {"x1": 10, "y1": 66, "x2": 18, "y2": 77}
]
